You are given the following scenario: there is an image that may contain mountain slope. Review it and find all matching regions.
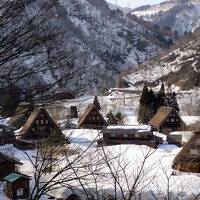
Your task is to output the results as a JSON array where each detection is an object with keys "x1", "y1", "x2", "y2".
[
  {"x1": 132, "y1": 0, "x2": 200, "y2": 36},
  {"x1": 125, "y1": 33, "x2": 200, "y2": 91},
  {"x1": 1, "y1": 0, "x2": 175, "y2": 97}
]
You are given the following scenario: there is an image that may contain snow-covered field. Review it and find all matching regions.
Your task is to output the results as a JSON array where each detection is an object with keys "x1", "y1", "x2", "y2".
[{"x1": 1, "y1": 126, "x2": 200, "y2": 199}]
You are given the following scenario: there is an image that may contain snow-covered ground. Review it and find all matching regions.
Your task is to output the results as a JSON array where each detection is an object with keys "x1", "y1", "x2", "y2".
[{"x1": 1, "y1": 126, "x2": 200, "y2": 199}]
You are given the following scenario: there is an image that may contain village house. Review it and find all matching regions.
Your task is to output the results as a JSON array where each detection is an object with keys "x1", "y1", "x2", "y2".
[
  {"x1": 16, "y1": 107, "x2": 65, "y2": 141},
  {"x1": 0, "y1": 153, "x2": 22, "y2": 181},
  {"x1": 78, "y1": 104, "x2": 107, "y2": 129},
  {"x1": 8, "y1": 103, "x2": 67, "y2": 148},
  {"x1": 3, "y1": 172, "x2": 31, "y2": 199},
  {"x1": 98, "y1": 125, "x2": 162, "y2": 148},
  {"x1": 149, "y1": 106, "x2": 185, "y2": 134},
  {"x1": 172, "y1": 131, "x2": 200, "y2": 174}
]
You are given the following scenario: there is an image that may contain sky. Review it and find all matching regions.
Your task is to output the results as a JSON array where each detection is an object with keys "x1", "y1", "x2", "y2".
[{"x1": 106, "y1": 0, "x2": 166, "y2": 9}]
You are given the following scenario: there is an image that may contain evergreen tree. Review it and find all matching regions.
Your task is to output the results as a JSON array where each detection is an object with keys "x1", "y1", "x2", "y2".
[
  {"x1": 164, "y1": 92, "x2": 179, "y2": 112},
  {"x1": 106, "y1": 111, "x2": 118, "y2": 125},
  {"x1": 148, "y1": 89, "x2": 157, "y2": 118},
  {"x1": 93, "y1": 96, "x2": 101, "y2": 110},
  {"x1": 138, "y1": 84, "x2": 150, "y2": 124},
  {"x1": 115, "y1": 111, "x2": 123, "y2": 124},
  {"x1": 156, "y1": 82, "x2": 166, "y2": 110}
]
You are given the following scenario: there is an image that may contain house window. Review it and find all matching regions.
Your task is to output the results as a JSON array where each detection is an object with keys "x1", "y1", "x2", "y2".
[
  {"x1": 171, "y1": 118, "x2": 175, "y2": 122},
  {"x1": 124, "y1": 133, "x2": 128, "y2": 138},
  {"x1": 32, "y1": 128, "x2": 35, "y2": 132},
  {"x1": 111, "y1": 133, "x2": 115, "y2": 138},
  {"x1": 36, "y1": 120, "x2": 39, "y2": 125},
  {"x1": 46, "y1": 120, "x2": 48, "y2": 124},
  {"x1": 41, "y1": 120, "x2": 44, "y2": 125},
  {"x1": 17, "y1": 188, "x2": 24, "y2": 196},
  {"x1": 135, "y1": 133, "x2": 140, "y2": 138},
  {"x1": 176, "y1": 118, "x2": 179, "y2": 122}
]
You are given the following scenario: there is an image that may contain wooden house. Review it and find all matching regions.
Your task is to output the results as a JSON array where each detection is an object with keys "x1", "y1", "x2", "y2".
[
  {"x1": 172, "y1": 131, "x2": 200, "y2": 173},
  {"x1": 0, "y1": 153, "x2": 22, "y2": 181},
  {"x1": 78, "y1": 104, "x2": 107, "y2": 129},
  {"x1": 98, "y1": 125, "x2": 162, "y2": 148},
  {"x1": 16, "y1": 107, "x2": 65, "y2": 142},
  {"x1": 3, "y1": 172, "x2": 30, "y2": 199},
  {"x1": 149, "y1": 106, "x2": 185, "y2": 135}
]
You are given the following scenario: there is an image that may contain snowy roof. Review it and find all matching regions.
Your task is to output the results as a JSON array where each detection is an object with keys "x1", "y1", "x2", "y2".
[
  {"x1": 0, "y1": 152, "x2": 22, "y2": 165},
  {"x1": 102, "y1": 125, "x2": 152, "y2": 135},
  {"x1": 107, "y1": 125, "x2": 151, "y2": 131}
]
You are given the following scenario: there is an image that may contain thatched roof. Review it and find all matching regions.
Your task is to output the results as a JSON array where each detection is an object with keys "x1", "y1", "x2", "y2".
[
  {"x1": 8, "y1": 102, "x2": 34, "y2": 129},
  {"x1": 149, "y1": 106, "x2": 176, "y2": 128},
  {"x1": 18, "y1": 107, "x2": 61, "y2": 138},
  {"x1": 0, "y1": 152, "x2": 22, "y2": 165},
  {"x1": 173, "y1": 132, "x2": 200, "y2": 164},
  {"x1": 78, "y1": 104, "x2": 107, "y2": 127}
]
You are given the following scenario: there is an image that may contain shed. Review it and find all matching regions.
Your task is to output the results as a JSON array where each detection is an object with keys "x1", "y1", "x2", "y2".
[
  {"x1": 0, "y1": 153, "x2": 22, "y2": 181},
  {"x1": 167, "y1": 131, "x2": 193, "y2": 146},
  {"x1": 149, "y1": 106, "x2": 185, "y2": 134},
  {"x1": 78, "y1": 104, "x2": 107, "y2": 129},
  {"x1": 172, "y1": 131, "x2": 200, "y2": 173},
  {"x1": 3, "y1": 172, "x2": 31, "y2": 199}
]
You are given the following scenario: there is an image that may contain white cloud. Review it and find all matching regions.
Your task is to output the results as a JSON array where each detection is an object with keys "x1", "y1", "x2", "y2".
[{"x1": 106, "y1": 0, "x2": 166, "y2": 9}]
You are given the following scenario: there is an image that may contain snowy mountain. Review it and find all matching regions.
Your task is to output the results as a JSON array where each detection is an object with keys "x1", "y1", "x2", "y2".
[
  {"x1": 0, "y1": 0, "x2": 175, "y2": 98},
  {"x1": 132, "y1": 0, "x2": 200, "y2": 36},
  {"x1": 124, "y1": 32, "x2": 200, "y2": 91}
]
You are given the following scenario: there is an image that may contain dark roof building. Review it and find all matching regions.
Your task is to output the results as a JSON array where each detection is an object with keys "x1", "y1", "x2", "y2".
[
  {"x1": 172, "y1": 131, "x2": 200, "y2": 173},
  {"x1": 0, "y1": 153, "x2": 22, "y2": 181},
  {"x1": 98, "y1": 125, "x2": 162, "y2": 148},
  {"x1": 149, "y1": 106, "x2": 185, "y2": 134},
  {"x1": 78, "y1": 104, "x2": 107, "y2": 129},
  {"x1": 4, "y1": 172, "x2": 31, "y2": 199}
]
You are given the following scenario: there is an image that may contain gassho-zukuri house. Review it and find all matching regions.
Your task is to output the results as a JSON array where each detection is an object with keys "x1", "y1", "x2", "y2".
[
  {"x1": 98, "y1": 125, "x2": 162, "y2": 148},
  {"x1": 8, "y1": 103, "x2": 67, "y2": 147},
  {"x1": 78, "y1": 104, "x2": 107, "y2": 129},
  {"x1": 172, "y1": 131, "x2": 200, "y2": 174},
  {"x1": 149, "y1": 106, "x2": 186, "y2": 134}
]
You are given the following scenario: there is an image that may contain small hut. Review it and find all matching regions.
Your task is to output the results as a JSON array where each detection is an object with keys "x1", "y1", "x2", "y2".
[
  {"x1": 172, "y1": 131, "x2": 200, "y2": 173},
  {"x1": 0, "y1": 153, "x2": 22, "y2": 181},
  {"x1": 149, "y1": 106, "x2": 185, "y2": 134},
  {"x1": 78, "y1": 104, "x2": 107, "y2": 129},
  {"x1": 167, "y1": 131, "x2": 193, "y2": 146},
  {"x1": 98, "y1": 125, "x2": 162, "y2": 148},
  {"x1": 3, "y1": 172, "x2": 31, "y2": 199},
  {"x1": 16, "y1": 107, "x2": 64, "y2": 142}
]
